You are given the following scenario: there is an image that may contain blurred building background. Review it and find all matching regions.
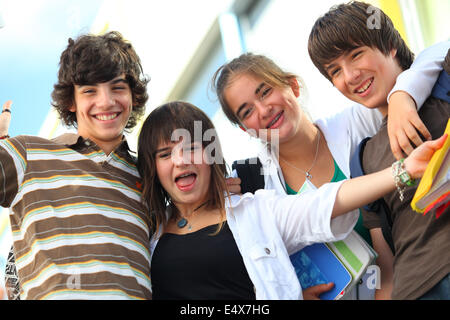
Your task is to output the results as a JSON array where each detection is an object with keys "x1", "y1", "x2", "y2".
[{"x1": 0, "y1": 0, "x2": 449, "y2": 299}]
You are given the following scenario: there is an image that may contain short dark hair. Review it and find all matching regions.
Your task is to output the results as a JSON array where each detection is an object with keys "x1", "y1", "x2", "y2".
[
  {"x1": 51, "y1": 31, "x2": 149, "y2": 130},
  {"x1": 137, "y1": 101, "x2": 229, "y2": 234},
  {"x1": 308, "y1": 1, "x2": 414, "y2": 81}
]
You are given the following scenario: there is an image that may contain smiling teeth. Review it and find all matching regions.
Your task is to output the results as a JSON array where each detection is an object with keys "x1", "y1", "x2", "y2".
[
  {"x1": 96, "y1": 113, "x2": 118, "y2": 121},
  {"x1": 268, "y1": 113, "x2": 282, "y2": 128},
  {"x1": 357, "y1": 79, "x2": 373, "y2": 93}
]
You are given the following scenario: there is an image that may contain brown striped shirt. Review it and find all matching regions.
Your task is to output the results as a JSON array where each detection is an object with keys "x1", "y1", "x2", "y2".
[{"x1": 0, "y1": 133, "x2": 151, "y2": 299}]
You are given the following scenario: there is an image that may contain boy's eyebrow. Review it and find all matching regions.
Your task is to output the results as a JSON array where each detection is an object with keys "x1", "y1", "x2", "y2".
[
  {"x1": 111, "y1": 77, "x2": 129, "y2": 85},
  {"x1": 236, "y1": 82, "x2": 265, "y2": 118},
  {"x1": 76, "y1": 77, "x2": 128, "y2": 88},
  {"x1": 324, "y1": 63, "x2": 336, "y2": 73},
  {"x1": 76, "y1": 83, "x2": 95, "y2": 89},
  {"x1": 324, "y1": 48, "x2": 361, "y2": 74}
]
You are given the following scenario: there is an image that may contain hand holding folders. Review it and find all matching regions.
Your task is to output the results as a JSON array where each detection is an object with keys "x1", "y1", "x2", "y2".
[{"x1": 411, "y1": 118, "x2": 450, "y2": 218}]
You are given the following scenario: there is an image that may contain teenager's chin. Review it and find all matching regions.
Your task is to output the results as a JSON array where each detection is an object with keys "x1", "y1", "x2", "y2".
[{"x1": 360, "y1": 96, "x2": 386, "y2": 110}]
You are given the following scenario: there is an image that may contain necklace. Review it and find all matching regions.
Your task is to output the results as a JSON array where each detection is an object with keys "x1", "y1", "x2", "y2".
[
  {"x1": 280, "y1": 129, "x2": 321, "y2": 180},
  {"x1": 176, "y1": 200, "x2": 209, "y2": 230}
]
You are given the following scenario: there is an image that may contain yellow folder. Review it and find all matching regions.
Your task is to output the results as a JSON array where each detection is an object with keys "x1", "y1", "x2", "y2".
[{"x1": 411, "y1": 118, "x2": 450, "y2": 215}]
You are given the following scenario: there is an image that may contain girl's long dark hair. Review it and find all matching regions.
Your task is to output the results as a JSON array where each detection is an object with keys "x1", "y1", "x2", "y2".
[{"x1": 137, "y1": 101, "x2": 229, "y2": 234}]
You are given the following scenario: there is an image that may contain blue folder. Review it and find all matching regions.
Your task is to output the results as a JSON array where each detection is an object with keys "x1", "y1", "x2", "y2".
[{"x1": 290, "y1": 243, "x2": 352, "y2": 300}]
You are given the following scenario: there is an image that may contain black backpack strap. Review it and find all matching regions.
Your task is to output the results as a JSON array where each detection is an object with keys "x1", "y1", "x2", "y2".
[
  {"x1": 232, "y1": 157, "x2": 265, "y2": 194},
  {"x1": 350, "y1": 138, "x2": 396, "y2": 254}
]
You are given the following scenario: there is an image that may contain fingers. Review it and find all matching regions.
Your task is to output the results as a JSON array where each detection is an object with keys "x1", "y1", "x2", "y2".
[
  {"x1": 389, "y1": 119, "x2": 432, "y2": 159},
  {"x1": 410, "y1": 116, "x2": 432, "y2": 142},
  {"x1": 389, "y1": 137, "x2": 403, "y2": 161},
  {"x1": 403, "y1": 123, "x2": 424, "y2": 149},
  {"x1": 399, "y1": 115, "x2": 431, "y2": 152},
  {"x1": 311, "y1": 282, "x2": 335, "y2": 294},
  {"x1": 226, "y1": 177, "x2": 242, "y2": 194},
  {"x1": 430, "y1": 133, "x2": 448, "y2": 150},
  {"x1": 0, "y1": 101, "x2": 12, "y2": 137},
  {"x1": 404, "y1": 134, "x2": 448, "y2": 178},
  {"x1": 393, "y1": 130, "x2": 414, "y2": 158},
  {"x1": 417, "y1": 134, "x2": 448, "y2": 154},
  {"x1": 226, "y1": 177, "x2": 241, "y2": 185},
  {"x1": 387, "y1": 91, "x2": 433, "y2": 159},
  {"x1": 2, "y1": 100, "x2": 12, "y2": 112},
  {"x1": 302, "y1": 282, "x2": 334, "y2": 300}
]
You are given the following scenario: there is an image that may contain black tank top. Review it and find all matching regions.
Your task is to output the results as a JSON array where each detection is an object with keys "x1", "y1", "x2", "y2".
[{"x1": 151, "y1": 221, "x2": 255, "y2": 299}]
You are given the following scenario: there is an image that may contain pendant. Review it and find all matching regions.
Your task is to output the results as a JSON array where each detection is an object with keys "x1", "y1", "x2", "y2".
[
  {"x1": 177, "y1": 218, "x2": 188, "y2": 228},
  {"x1": 305, "y1": 172, "x2": 312, "y2": 180}
]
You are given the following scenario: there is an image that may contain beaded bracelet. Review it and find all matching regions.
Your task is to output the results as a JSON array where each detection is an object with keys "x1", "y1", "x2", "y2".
[
  {"x1": 391, "y1": 158, "x2": 416, "y2": 201},
  {"x1": 0, "y1": 135, "x2": 10, "y2": 139}
]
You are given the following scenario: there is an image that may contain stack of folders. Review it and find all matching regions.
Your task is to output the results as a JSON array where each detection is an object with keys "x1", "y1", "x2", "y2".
[
  {"x1": 290, "y1": 230, "x2": 377, "y2": 300},
  {"x1": 411, "y1": 118, "x2": 450, "y2": 218}
]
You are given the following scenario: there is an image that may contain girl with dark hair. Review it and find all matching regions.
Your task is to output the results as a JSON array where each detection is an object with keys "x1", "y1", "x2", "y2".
[{"x1": 137, "y1": 100, "x2": 445, "y2": 300}]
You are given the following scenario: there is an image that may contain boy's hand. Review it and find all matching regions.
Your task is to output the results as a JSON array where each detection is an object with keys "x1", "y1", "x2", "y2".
[
  {"x1": 387, "y1": 91, "x2": 431, "y2": 160},
  {"x1": 226, "y1": 177, "x2": 242, "y2": 194},
  {"x1": 1, "y1": 100, "x2": 12, "y2": 137}
]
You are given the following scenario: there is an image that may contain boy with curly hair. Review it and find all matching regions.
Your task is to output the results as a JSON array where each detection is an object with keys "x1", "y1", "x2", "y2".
[{"x1": 1, "y1": 31, "x2": 152, "y2": 299}]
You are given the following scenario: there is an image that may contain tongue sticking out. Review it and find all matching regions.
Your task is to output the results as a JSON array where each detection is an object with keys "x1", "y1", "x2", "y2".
[{"x1": 176, "y1": 174, "x2": 196, "y2": 189}]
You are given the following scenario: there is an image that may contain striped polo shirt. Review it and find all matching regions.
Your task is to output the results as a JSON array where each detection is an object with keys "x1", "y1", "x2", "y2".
[{"x1": 0, "y1": 133, "x2": 152, "y2": 299}]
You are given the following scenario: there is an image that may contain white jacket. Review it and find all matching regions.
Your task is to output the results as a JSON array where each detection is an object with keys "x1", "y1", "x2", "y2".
[
  {"x1": 150, "y1": 183, "x2": 358, "y2": 300},
  {"x1": 225, "y1": 186, "x2": 358, "y2": 299}
]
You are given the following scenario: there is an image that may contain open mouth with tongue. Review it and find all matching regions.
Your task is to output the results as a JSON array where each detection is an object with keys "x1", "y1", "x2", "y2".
[{"x1": 175, "y1": 172, "x2": 197, "y2": 192}]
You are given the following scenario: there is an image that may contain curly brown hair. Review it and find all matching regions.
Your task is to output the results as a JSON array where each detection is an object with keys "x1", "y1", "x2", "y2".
[{"x1": 51, "y1": 31, "x2": 149, "y2": 130}]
